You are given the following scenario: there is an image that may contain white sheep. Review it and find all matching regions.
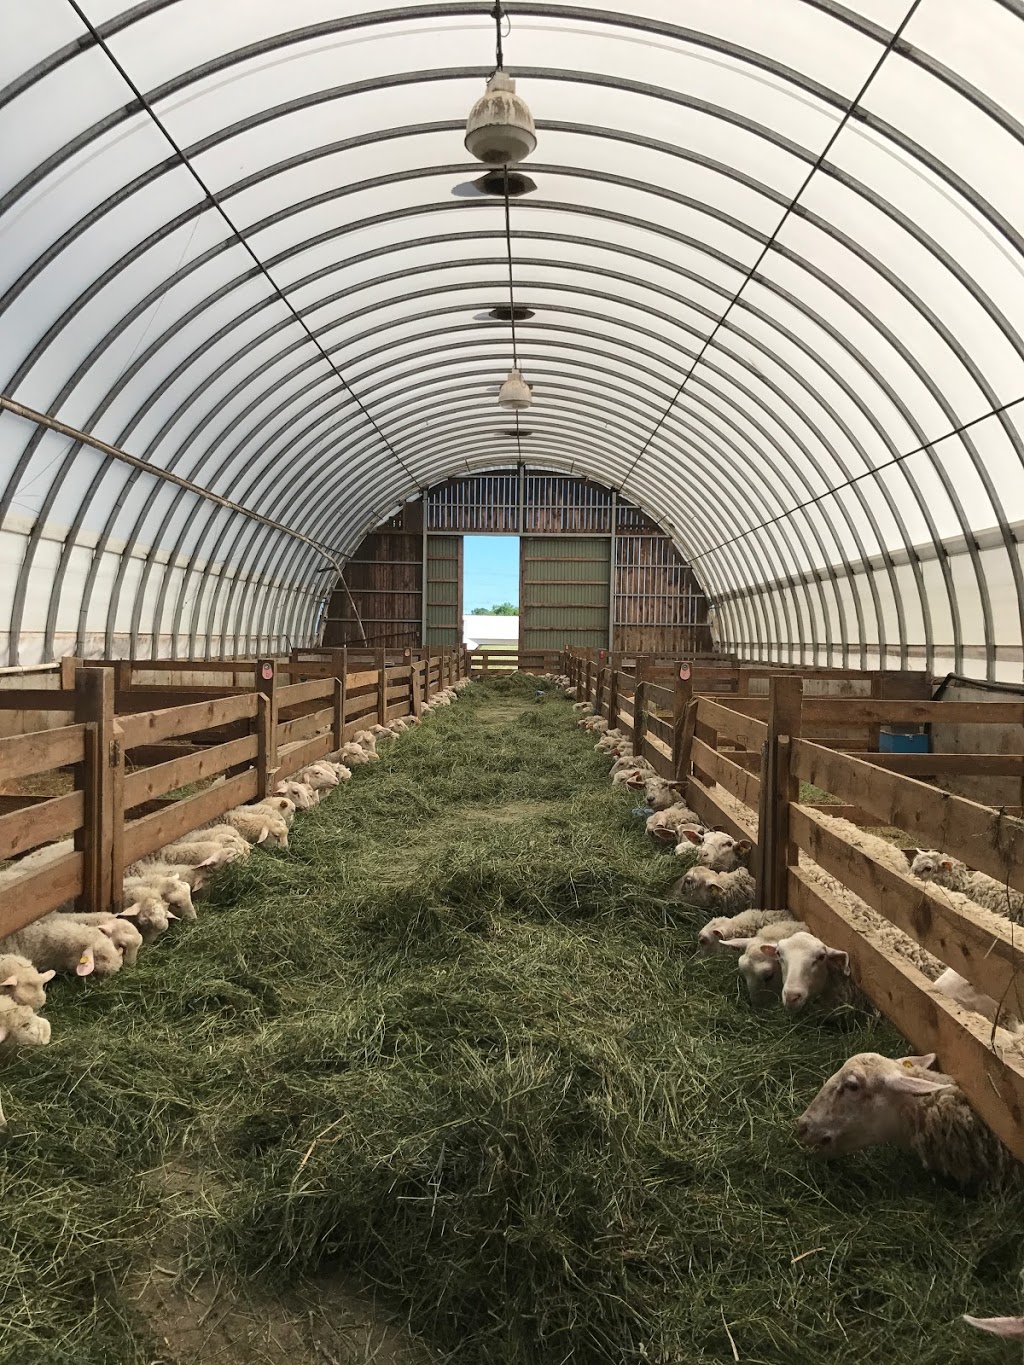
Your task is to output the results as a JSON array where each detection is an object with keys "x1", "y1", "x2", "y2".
[
  {"x1": 908, "y1": 849, "x2": 1024, "y2": 923},
  {"x1": 252, "y1": 795, "x2": 298, "y2": 824},
  {"x1": 697, "y1": 909, "x2": 793, "y2": 955},
  {"x1": 572, "y1": 702, "x2": 592, "y2": 714},
  {"x1": 677, "y1": 829, "x2": 753, "y2": 871},
  {"x1": 647, "y1": 803, "x2": 703, "y2": 846},
  {"x1": 0, "y1": 954, "x2": 54, "y2": 1009},
  {"x1": 594, "y1": 729, "x2": 624, "y2": 751},
  {"x1": 932, "y1": 967, "x2": 1019, "y2": 1031},
  {"x1": 275, "y1": 780, "x2": 319, "y2": 809},
  {"x1": 671, "y1": 865, "x2": 755, "y2": 913},
  {"x1": 612, "y1": 764, "x2": 655, "y2": 788},
  {"x1": 0, "y1": 996, "x2": 50, "y2": 1049},
  {"x1": 0, "y1": 916, "x2": 123, "y2": 978},
  {"x1": 117, "y1": 890, "x2": 177, "y2": 942},
  {"x1": 221, "y1": 806, "x2": 289, "y2": 848},
  {"x1": 643, "y1": 777, "x2": 686, "y2": 812},
  {"x1": 123, "y1": 868, "x2": 195, "y2": 922},
  {"x1": 352, "y1": 730, "x2": 379, "y2": 754},
  {"x1": 59, "y1": 913, "x2": 144, "y2": 967},
  {"x1": 796, "y1": 1051, "x2": 1018, "y2": 1185},
  {"x1": 610, "y1": 754, "x2": 647, "y2": 779},
  {"x1": 127, "y1": 859, "x2": 211, "y2": 891},
  {"x1": 759, "y1": 930, "x2": 854, "y2": 1012},
  {"x1": 156, "y1": 839, "x2": 243, "y2": 870},
  {"x1": 720, "y1": 918, "x2": 807, "y2": 1001},
  {"x1": 296, "y1": 764, "x2": 339, "y2": 793},
  {"x1": 339, "y1": 743, "x2": 373, "y2": 766}
]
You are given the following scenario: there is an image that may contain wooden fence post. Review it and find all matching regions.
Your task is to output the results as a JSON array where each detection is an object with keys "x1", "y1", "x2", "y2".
[
  {"x1": 634, "y1": 676, "x2": 648, "y2": 755},
  {"x1": 377, "y1": 649, "x2": 388, "y2": 725},
  {"x1": 60, "y1": 655, "x2": 81, "y2": 692},
  {"x1": 75, "y1": 667, "x2": 115, "y2": 913},
  {"x1": 585, "y1": 648, "x2": 594, "y2": 701},
  {"x1": 607, "y1": 665, "x2": 619, "y2": 730},
  {"x1": 255, "y1": 659, "x2": 278, "y2": 778},
  {"x1": 672, "y1": 669, "x2": 693, "y2": 778},
  {"x1": 110, "y1": 719, "x2": 125, "y2": 910},
  {"x1": 675, "y1": 697, "x2": 698, "y2": 787},
  {"x1": 255, "y1": 693, "x2": 273, "y2": 799},
  {"x1": 758, "y1": 675, "x2": 803, "y2": 912}
]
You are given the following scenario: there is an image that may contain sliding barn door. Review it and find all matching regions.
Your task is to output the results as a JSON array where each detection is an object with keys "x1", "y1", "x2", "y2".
[
  {"x1": 425, "y1": 536, "x2": 463, "y2": 647},
  {"x1": 519, "y1": 537, "x2": 610, "y2": 652}
]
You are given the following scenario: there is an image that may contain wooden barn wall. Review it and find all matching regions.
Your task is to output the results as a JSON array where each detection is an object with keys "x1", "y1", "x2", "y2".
[
  {"x1": 613, "y1": 506, "x2": 711, "y2": 655},
  {"x1": 322, "y1": 504, "x2": 423, "y2": 649}
]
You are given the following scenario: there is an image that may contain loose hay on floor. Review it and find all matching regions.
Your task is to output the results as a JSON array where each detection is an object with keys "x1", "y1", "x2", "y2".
[{"x1": 1, "y1": 675, "x2": 1022, "y2": 1364}]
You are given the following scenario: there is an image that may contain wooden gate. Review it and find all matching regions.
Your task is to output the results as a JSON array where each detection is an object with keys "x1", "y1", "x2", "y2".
[
  {"x1": 425, "y1": 536, "x2": 462, "y2": 647},
  {"x1": 519, "y1": 537, "x2": 610, "y2": 652}
]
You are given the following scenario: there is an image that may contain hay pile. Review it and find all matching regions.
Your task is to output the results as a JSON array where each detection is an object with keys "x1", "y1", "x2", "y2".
[{"x1": 2, "y1": 674, "x2": 1022, "y2": 1363}]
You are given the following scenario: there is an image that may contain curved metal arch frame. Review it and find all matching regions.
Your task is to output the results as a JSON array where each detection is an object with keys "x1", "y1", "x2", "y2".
[{"x1": 2, "y1": 9, "x2": 1024, "y2": 666}]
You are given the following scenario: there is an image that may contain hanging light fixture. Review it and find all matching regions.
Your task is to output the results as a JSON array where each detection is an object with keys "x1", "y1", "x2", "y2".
[
  {"x1": 498, "y1": 368, "x2": 532, "y2": 409},
  {"x1": 464, "y1": 71, "x2": 537, "y2": 165}
]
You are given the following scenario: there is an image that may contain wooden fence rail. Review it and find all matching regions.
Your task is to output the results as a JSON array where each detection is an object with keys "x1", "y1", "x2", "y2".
[
  {"x1": 563, "y1": 646, "x2": 1024, "y2": 1161},
  {"x1": 0, "y1": 649, "x2": 467, "y2": 938}
]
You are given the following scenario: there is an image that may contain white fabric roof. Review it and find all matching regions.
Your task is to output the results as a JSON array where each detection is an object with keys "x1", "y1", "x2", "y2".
[{"x1": 2, "y1": 2, "x2": 1023, "y2": 676}]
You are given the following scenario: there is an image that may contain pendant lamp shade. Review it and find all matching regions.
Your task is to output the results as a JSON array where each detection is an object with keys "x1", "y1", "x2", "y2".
[
  {"x1": 498, "y1": 369, "x2": 532, "y2": 410},
  {"x1": 465, "y1": 72, "x2": 537, "y2": 166}
]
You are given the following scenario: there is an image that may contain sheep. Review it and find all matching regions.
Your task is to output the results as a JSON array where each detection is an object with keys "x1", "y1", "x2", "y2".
[
  {"x1": 595, "y1": 730, "x2": 624, "y2": 751},
  {"x1": 116, "y1": 891, "x2": 177, "y2": 942},
  {"x1": 907, "y1": 849, "x2": 1024, "y2": 923},
  {"x1": 155, "y1": 839, "x2": 243, "y2": 870},
  {"x1": 671, "y1": 865, "x2": 755, "y2": 913},
  {"x1": 647, "y1": 803, "x2": 703, "y2": 845},
  {"x1": 0, "y1": 916, "x2": 123, "y2": 978},
  {"x1": 275, "y1": 780, "x2": 319, "y2": 809},
  {"x1": 579, "y1": 716, "x2": 608, "y2": 733},
  {"x1": 572, "y1": 702, "x2": 592, "y2": 714},
  {"x1": 0, "y1": 954, "x2": 55, "y2": 1009},
  {"x1": 296, "y1": 764, "x2": 339, "y2": 793},
  {"x1": 128, "y1": 859, "x2": 211, "y2": 891},
  {"x1": 353, "y1": 730, "x2": 378, "y2": 754},
  {"x1": 677, "y1": 829, "x2": 753, "y2": 871},
  {"x1": 610, "y1": 754, "x2": 649, "y2": 779},
  {"x1": 326, "y1": 763, "x2": 352, "y2": 782},
  {"x1": 932, "y1": 967, "x2": 1020, "y2": 1031},
  {"x1": 123, "y1": 873, "x2": 195, "y2": 917},
  {"x1": 697, "y1": 908, "x2": 793, "y2": 955},
  {"x1": 0, "y1": 996, "x2": 50, "y2": 1049},
  {"x1": 339, "y1": 742, "x2": 373, "y2": 766},
  {"x1": 759, "y1": 930, "x2": 856, "y2": 1012},
  {"x1": 249, "y1": 795, "x2": 299, "y2": 825},
  {"x1": 796, "y1": 1051, "x2": 1018, "y2": 1186},
  {"x1": 221, "y1": 806, "x2": 289, "y2": 848},
  {"x1": 643, "y1": 777, "x2": 686, "y2": 812},
  {"x1": 58, "y1": 913, "x2": 144, "y2": 967},
  {"x1": 720, "y1": 918, "x2": 807, "y2": 1001},
  {"x1": 612, "y1": 763, "x2": 655, "y2": 788}
]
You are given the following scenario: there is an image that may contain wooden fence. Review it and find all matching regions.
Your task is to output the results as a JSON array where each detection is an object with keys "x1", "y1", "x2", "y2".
[
  {"x1": 564, "y1": 647, "x2": 1024, "y2": 1162},
  {"x1": 0, "y1": 648, "x2": 465, "y2": 939}
]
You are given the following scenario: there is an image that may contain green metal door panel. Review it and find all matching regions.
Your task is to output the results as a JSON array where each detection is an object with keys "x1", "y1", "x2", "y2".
[
  {"x1": 425, "y1": 536, "x2": 462, "y2": 646},
  {"x1": 520, "y1": 536, "x2": 610, "y2": 652}
]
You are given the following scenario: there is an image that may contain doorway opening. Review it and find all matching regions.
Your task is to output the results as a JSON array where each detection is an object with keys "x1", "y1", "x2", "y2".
[{"x1": 462, "y1": 535, "x2": 520, "y2": 654}]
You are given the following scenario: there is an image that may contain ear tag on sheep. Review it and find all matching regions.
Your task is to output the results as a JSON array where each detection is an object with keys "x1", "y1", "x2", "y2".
[{"x1": 76, "y1": 949, "x2": 95, "y2": 977}]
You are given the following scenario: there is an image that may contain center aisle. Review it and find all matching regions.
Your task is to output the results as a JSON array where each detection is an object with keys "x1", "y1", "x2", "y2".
[{"x1": 5, "y1": 676, "x2": 1023, "y2": 1364}]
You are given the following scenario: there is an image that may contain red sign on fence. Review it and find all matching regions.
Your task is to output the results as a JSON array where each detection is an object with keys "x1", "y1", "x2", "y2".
[
  {"x1": 679, "y1": 663, "x2": 691, "y2": 681},
  {"x1": 261, "y1": 663, "x2": 274, "y2": 680}
]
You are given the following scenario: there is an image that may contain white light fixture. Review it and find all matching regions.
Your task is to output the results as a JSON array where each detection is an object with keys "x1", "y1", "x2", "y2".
[
  {"x1": 498, "y1": 368, "x2": 532, "y2": 410},
  {"x1": 465, "y1": 71, "x2": 537, "y2": 166}
]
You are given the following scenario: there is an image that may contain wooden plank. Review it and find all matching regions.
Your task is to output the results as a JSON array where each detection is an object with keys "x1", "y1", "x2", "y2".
[
  {"x1": 684, "y1": 778, "x2": 758, "y2": 843},
  {"x1": 76, "y1": 666, "x2": 115, "y2": 914},
  {"x1": 119, "y1": 693, "x2": 258, "y2": 748},
  {"x1": 691, "y1": 737, "x2": 760, "y2": 809},
  {"x1": 791, "y1": 804, "x2": 1024, "y2": 1010},
  {"x1": 123, "y1": 734, "x2": 258, "y2": 807},
  {"x1": 640, "y1": 731, "x2": 674, "y2": 779},
  {"x1": 792, "y1": 740, "x2": 1024, "y2": 895},
  {"x1": 0, "y1": 853, "x2": 84, "y2": 937},
  {"x1": 276, "y1": 678, "x2": 335, "y2": 709},
  {"x1": 787, "y1": 865, "x2": 1024, "y2": 1165},
  {"x1": 0, "y1": 725, "x2": 86, "y2": 780},
  {"x1": 275, "y1": 733, "x2": 334, "y2": 779},
  {"x1": 799, "y1": 700, "x2": 1024, "y2": 727},
  {"x1": 0, "y1": 688, "x2": 77, "y2": 710},
  {"x1": 696, "y1": 697, "x2": 768, "y2": 750},
  {"x1": 859, "y1": 752, "x2": 1024, "y2": 776},
  {"x1": 115, "y1": 687, "x2": 247, "y2": 711},
  {"x1": 123, "y1": 769, "x2": 258, "y2": 864},
  {"x1": 645, "y1": 713, "x2": 674, "y2": 746},
  {"x1": 0, "y1": 791, "x2": 85, "y2": 860},
  {"x1": 278, "y1": 707, "x2": 334, "y2": 747},
  {"x1": 675, "y1": 697, "x2": 698, "y2": 785}
]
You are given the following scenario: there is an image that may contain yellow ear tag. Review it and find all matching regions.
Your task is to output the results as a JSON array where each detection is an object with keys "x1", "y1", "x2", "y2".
[
  {"x1": 901, "y1": 1059, "x2": 915, "y2": 1069},
  {"x1": 79, "y1": 953, "x2": 90, "y2": 966}
]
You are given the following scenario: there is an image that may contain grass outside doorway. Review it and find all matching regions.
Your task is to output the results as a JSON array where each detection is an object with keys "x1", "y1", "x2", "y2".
[{"x1": 2, "y1": 677, "x2": 1022, "y2": 1364}]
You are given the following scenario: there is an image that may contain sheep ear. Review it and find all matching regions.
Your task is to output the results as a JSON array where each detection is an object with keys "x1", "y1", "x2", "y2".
[
  {"x1": 681, "y1": 829, "x2": 703, "y2": 846},
  {"x1": 737, "y1": 840, "x2": 752, "y2": 855},
  {"x1": 39, "y1": 970, "x2": 56, "y2": 983},
  {"x1": 0, "y1": 975, "x2": 18, "y2": 989},
  {"x1": 0, "y1": 1025, "x2": 7, "y2": 1043},
  {"x1": 198, "y1": 854, "x2": 221, "y2": 868},
  {"x1": 166, "y1": 910, "x2": 180, "y2": 921},
  {"x1": 883, "y1": 1071, "x2": 954, "y2": 1095},
  {"x1": 98, "y1": 924, "x2": 115, "y2": 937},
  {"x1": 119, "y1": 904, "x2": 141, "y2": 918},
  {"x1": 903, "y1": 848, "x2": 922, "y2": 863},
  {"x1": 963, "y1": 1316, "x2": 1024, "y2": 1338},
  {"x1": 939, "y1": 858, "x2": 955, "y2": 871},
  {"x1": 76, "y1": 948, "x2": 96, "y2": 977},
  {"x1": 719, "y1": 937, "x2": 753, "y2": 954},
  {"x1": 257, "y1": 828, "x2": 269, "y2": 843},
  {"x1": 758, "y1": 942, "x2": 780, "y2": 959},
  {"x1": 826, "y1": 948, "x2": 851, "y2": 975},
  {"x1": 897, "y1": 1052, "x2": 937, "y2": 1070}
]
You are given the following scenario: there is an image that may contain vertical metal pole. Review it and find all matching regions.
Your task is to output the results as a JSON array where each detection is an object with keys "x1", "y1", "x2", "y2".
[
  {"x1": 608, "y1": 488, "x2": 617, "y2": 652},
  {"x1": 421, "y1": 496, "x2": 429, "y2": 649}
]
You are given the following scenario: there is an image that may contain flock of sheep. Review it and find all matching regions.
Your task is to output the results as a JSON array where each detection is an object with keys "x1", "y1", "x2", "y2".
[
  {"x1": 0, "y1": 680, "x2": 471, "y2": 1130},
  {"x1": 542, "y1": 669, "x2": 1024, "y2": 1342}
]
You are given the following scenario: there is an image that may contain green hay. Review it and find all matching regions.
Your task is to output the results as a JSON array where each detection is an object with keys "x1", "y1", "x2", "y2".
[{"x1": 2, "y1": 683, "x2": 1022, "y2": 1363}]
